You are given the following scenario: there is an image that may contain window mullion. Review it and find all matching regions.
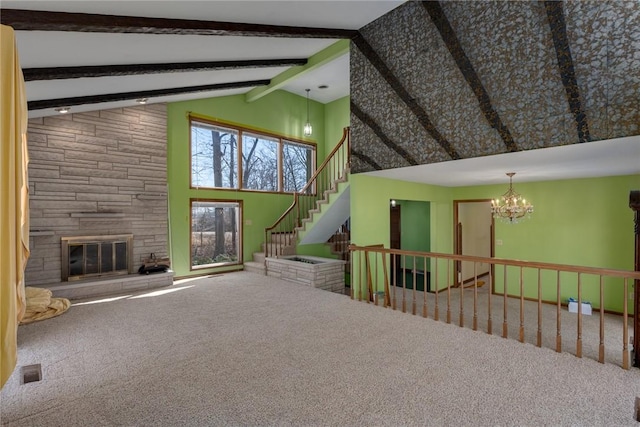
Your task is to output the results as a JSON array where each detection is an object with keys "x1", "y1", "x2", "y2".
[
  {"x1": 278, "y1": 138, "x2": 284, "y2": 192},
  {"x1": 190, "y1": 118, "x2": 315, "y2": 194},
  {"x1": 238, "y1": 130, "x2": 244, "y2": 190}
]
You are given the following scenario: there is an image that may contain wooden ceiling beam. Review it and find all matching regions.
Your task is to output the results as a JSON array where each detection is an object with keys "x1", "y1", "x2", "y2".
[
  {"x1": 544, "y1": 1, "x2": 591, "y2": 143},
  {"x1": 23, "y1": 59, "x2": 308, "y2": 81},
  {"x1": 245, "y1": 39, "x2": 349, "y2": 103},
  {"x1": 27, "y1": 79, "x2": 270, "y2": 111},
  {"x1": 2, "y1": 9, "x2": 357, "y2": 39},
  {"x1": 351, "y1": 149, "x2": 383, "y2": 171},
  {"x1": 351, "y1": 100, "x2": 419, "y2": 166},
  {"x1": 352, "y1": 33, "x2": 461, "y2": 160}
]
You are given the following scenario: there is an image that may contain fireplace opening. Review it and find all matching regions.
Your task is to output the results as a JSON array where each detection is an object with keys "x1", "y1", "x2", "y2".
[{"x1": 61, "y1": 234, "x2": 133, "y2": 281}]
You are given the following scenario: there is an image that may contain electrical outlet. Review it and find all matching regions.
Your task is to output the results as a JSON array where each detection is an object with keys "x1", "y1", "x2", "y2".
[
  {"x1": 496, "y1": 239, "x2": 503, "y2": 246},
  {"x1": 245, "y1": 219, "x2": 252, "y2": 226}
]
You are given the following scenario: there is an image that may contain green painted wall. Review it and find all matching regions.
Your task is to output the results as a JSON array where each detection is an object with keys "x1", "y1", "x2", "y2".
[
  {"x1": 324, "y1": 95, "x2": 350, "y2": 158},
  {"x1": 350, "y1": 175, "x2": 451, "y2": 250},
  {"x1": 453, "y1": 175, "x2": 638, "y2": 269},
  {"x1": 350, "y1": 174, "x2": 453, "y2": 295},
  {"x1": 453, "y1": 174, "x2": 639, "y2": 313},
  {"x1": 167, "y1": 90, "x2": 331, "y2": 278},
  {"x1": 175, "y1": 90, "x2": 325, "y2": 148}
]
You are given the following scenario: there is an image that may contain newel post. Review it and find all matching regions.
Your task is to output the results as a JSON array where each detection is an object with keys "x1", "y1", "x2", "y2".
[{"x1": 630, "y1": 191, "x2": 640, "y2": 367}]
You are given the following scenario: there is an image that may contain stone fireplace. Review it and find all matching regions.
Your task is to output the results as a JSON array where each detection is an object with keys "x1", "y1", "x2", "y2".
[
  {"x1": 25, "y1": 105, "x2": 173, "y2": 299},
  {"x1": 61, "y1": 234, "x2": 133, "y2": 281}
]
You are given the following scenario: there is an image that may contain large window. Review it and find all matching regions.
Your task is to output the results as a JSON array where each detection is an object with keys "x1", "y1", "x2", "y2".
[
  {"x1": 190, "y1": 200, "x2": 241, "y2": 269},
  {"x1": 190, "y1": 118, "x2": 315, "y2": 192}
]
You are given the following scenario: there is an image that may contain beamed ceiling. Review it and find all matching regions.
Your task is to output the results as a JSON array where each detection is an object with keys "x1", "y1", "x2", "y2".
[
  {"x1": 1, "y1": 1, "x2": 403, "y2": 116},
  {"x1": 2, "y1": 1, "x2": 639, "y2": 185}
]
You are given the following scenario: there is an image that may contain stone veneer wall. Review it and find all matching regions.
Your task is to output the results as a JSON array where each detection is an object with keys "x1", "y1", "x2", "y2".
[
  {"x1": 265, "y1": 256, "x2": 346, "y2": 293},
  {"x1": 25, "y1": 104, "x2": 169, "y2": 287},
  {"x1": 350, "y1": 0, "x2": 640, "y2": 173}
]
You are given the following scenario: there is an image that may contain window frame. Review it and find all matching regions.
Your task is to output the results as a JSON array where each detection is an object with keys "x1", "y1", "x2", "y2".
[
  {"x1": 190, "y1": 121, "x2": 240, "y2": 190},
  {"x1": 189, "y1": 198, "x2": 243, "y2": 271},
  {"x1": 189, "y1": 116, "x2": 316, "y2": 193},
  {"x1": 240, "y1": 131, "x2": 280, "y2": 192}
]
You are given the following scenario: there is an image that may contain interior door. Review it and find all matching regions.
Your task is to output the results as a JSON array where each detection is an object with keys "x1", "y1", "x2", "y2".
[{"x1": 455, "y1": 201, "x2": 493, "y2": 284}]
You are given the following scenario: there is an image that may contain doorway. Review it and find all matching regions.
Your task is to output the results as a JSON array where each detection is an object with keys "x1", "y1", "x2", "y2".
[
  {"x1": 453, "y1": 200, "x2": 494, "y2": 290},
  {"x1": 389, "y1": 200, "x2": 431, "y2": 292}
]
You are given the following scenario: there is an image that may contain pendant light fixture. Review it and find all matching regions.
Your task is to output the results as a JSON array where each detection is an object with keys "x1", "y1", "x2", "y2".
[{"x1": 303, "y1": 88, "x2": 313, "y2": 137}]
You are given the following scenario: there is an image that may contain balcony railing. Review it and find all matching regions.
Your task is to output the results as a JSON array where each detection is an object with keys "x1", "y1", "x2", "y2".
[{"x1": 350, "y1": 244, "x2": 640, "y2": 369}]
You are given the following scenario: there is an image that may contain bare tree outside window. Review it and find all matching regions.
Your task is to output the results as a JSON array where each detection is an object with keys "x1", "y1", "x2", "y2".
[
  {"x1": 190, "y1": 119, "x2": 315, "y2": 193},
  {"x1": 283, "y1": 141, "x2": 312, "y2": 192},
  {"x1": 242, "y1": 133, "x2": 278, "y2": 192},
  {"x1": 191, "y1": 201, "x2": 240, "y2": 268},
  {"x1": 191, "y1": 123, "x2": 238, "y2": 189}
]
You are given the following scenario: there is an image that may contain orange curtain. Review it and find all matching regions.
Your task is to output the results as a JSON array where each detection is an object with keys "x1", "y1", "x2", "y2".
[{"x1": 1, "y1": 24, "x2": 30, "y2": 389}]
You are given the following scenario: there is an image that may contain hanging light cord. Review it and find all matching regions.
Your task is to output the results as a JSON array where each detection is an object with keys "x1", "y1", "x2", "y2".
[
  {"x1": 306, "y1": 89, "x2": 310, "y2": 123},
  {"x1": 304, "y1": 89, "x2": 312, "y2": 136}
]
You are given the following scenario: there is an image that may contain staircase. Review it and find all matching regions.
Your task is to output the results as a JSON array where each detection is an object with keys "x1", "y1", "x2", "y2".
[
  {"x1": 244, "y1": 233, "x2": 296, "y2": 274},
  {"x1": 326, "y1": 222, "x2": 350, "y2": 273},
  {"x1": 245, "y1": 128, "x2": 351, "y2": 276}
]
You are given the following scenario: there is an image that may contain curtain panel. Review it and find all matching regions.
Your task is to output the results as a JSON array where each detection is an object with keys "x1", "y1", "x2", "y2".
[{"x1": 1, "y1": 24, "x2": 30, "y2": 388}]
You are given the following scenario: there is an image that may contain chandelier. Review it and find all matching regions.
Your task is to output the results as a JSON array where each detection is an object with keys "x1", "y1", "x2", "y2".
[{"x1": 491, "y1": 172, "x2": 533, "y2": 223}]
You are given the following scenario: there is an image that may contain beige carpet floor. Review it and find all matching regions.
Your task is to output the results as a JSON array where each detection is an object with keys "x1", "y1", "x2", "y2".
[{"x1": 1, "y1": 271, "x2": 640, "y2": 426}]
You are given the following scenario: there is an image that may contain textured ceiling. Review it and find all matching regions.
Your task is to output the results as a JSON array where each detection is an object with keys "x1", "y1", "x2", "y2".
[{"x1": 349, "y1": 0, "x2": 640, "y2": 174}]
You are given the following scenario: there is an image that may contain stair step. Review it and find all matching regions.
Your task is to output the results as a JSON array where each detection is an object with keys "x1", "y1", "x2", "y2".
[
  {"x1": 253, "y1": 252, "x2": 265, "y2": 263},
  {"x1": 244, "y1": 261, "x2": 266, "y2": 275},
  {"x1": 329, "y1": 232, "x2": 350, "y2": 240}
]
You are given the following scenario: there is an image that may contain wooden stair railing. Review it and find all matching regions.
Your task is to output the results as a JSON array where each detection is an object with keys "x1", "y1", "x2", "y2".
[
  {"x1": 630, "y1": 190, "x2": 640, "y2": 367},
  {"x1": 264, "y1": 127, "x2": 350, "y2": 261}
]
